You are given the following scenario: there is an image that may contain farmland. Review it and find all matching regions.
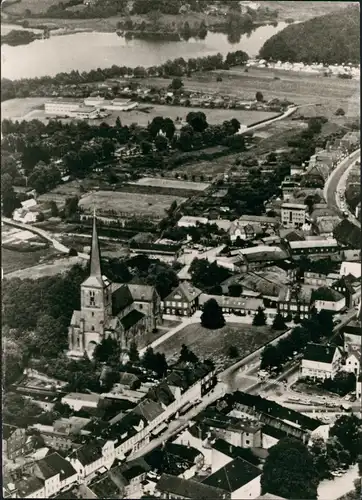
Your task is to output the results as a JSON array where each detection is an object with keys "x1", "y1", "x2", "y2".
[
  {"x1": 3, "y1": 254, "x2": 85, "y2": 279},
  {"x1": 173, "y1": 153, "x2": 240, "y2": 177},
  {"x1": 129, "y1": 177, "x2": 210, "y2": 192},
  {"x1": 155, "y1": 322, "x2": 282, "y2": 371},
  {"x1": 79, "y1": 190, "x2": 186, "y2": 219},
  {"x1": 2, "y1": 246, "x2": 64, "y2": 276}
]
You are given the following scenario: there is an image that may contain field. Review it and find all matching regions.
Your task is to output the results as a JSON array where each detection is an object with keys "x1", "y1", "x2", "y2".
[
  {"x1": 2, "y1": 246, "x2": 64, "y2": 276},
  {"x1": 173, "y1": 153, "x2": 240, "y2": 177},
  {"x1": 2, "y1": 0, "x2": 61, "y2": 16},
  {"x1": 1, "y1": 98, "x2": 49, "y2": 121},
  {"x1": 156, "y1": 322, "x2": 282, "y2": 371},
  {"x1": 129, "y1": 177, "x2": 210, "y2": 192},
  {"x1": 79, "y1": 190, "x2": 186, "y2": 218}
]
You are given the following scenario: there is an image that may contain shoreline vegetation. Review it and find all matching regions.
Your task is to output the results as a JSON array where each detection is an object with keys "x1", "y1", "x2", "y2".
[{"x1": 1, "y1": 28, "x2": 44, "y2": 46}]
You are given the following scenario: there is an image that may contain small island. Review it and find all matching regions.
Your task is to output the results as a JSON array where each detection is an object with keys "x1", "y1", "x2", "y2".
[{"x1": 2, "y1": 29, "x2": 40, "y2": 47}]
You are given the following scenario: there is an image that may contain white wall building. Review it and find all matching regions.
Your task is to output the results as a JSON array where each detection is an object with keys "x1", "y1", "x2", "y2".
[
  {"x1": 340, "y1": 261, "x2": 361, "y2": 279},
  {"x1": 301, "y1": 344, "x2": 343, "y2": 380},
  {"x1": 281, "y1": 203, "x2": 308, "y2": 229}
]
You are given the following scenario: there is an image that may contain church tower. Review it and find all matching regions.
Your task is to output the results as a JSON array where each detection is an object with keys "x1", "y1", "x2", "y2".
[{"x1": 79, "y1": 212, "x2": 112, "y2": 350}]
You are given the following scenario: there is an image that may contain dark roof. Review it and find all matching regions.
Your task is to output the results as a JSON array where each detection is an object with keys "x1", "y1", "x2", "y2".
[
  {"x1": 343, "y1": 324, "x2": 362, "y2": 336},
  {"x1": 212, "y1": 439, "x2": 261, "y2": 466},
  {"x1": 121, "y1": 458, "x2": 150, "y2": 481},
  {"x1": 157, "y1": 474, "x2": 228, "y2": 499},
  {"x1": 261, "y1": 424, "x2": 293, "y2": 441},
  {"x1": 166, "y1": 363, "x2": 213, "y2": 392},
  {"x1": 112, "y1": 285, "x2": 133, "y2": 316},
  {"x1": 334, "y1": 219, "x2": 361, "y2": 248},
  {"x1": 332, "y1": 275, "x2": 358, "y2": 294},
  {"x1": 147, "y1": 381, "x2": 175, "y2": 407},
  {"x1": 164, "y1": 442, "x2": 202, "y2": 463},
  {"x1": 70, "y1": 441, "x2": 104, "y2": 466},
  {"x1": 130, "y1": 242, "x2": 181, "y2": 253},
  {"x1": 3, "y1": 424, "x2": 20, "y2": 440},
  {"x1": 38, "y1": 452, "x2": 77, "y2": 481},
  {"x1": 202, "y1": 457, "x2": 261, "y2": 492},
  {"x1": 303, "y1": 343, "x2": 339, "y2": 364},
  {"x1": 15, "y1": 476, "x2": 44, "y2": 497},
  {"x1": 311, "y1": 286, "x2": 345, "y2": 302},
  {"x1": 282, "y1": 230, "x2": 305, "y2": 242},
  {"x1": 90, "y1": 475, "x2": 122, "y2": 499},
  {"x1": 133, "y1": 398, "x2": 164, "y2": 423},
  {"x1": 120, "y1": 309, "x2": 145, "y2": 331}
]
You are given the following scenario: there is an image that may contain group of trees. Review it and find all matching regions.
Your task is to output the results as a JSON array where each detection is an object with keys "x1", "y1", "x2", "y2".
[
  {"x1": 189, "y1": 258, "x2": 231, "y2": 294},
  {"x1": 1, "y1": 50, "x2": 249, "y2": 102},
  {"x1": 260, "y1": 309, "x2": 334, "y2": 371}
]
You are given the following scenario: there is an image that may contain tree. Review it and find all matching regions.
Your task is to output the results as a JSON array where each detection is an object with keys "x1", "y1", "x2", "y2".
[
  {"x1": 1, "y1": 173, "x2": 20, "y2": 217},
  {"x1": 256, "y1": 91, "x2": 264, "y2": 102},
  {"x1": 68, "y1": 248, "x2": 78, "y2": 257},
  {"x1": 155, "y1": 134, "x2": 168, "y2": 152},
  {"x1": 63, "y1": 196, "x2": 79, "y2": 219},
  {"x1": 186, "y1": 111, "x2": 208, "y2": 132},
  {"x1": 272, "y1": 312, "x2": 286, "y2": 330},
  {"x1": 49, "y1": 200, "x2": 59, "y2": 217},
  {"x1": 162, "y1": 118, "x2": 176, "y2": 140},
  {"x1": 335, "y1": 108, "x2": 345, "y2": 116},
  {"x1": 261, "y1": 438, "x2": 319, "y2": 499},
  {"x1": 253, "y1": 307, "x2": 267, "y2": 326},
  {"x1": 227, "y1": 345, "x2": 239, "y2": 358},
  {"x1": 93, "y1": 338, "x2": 120, "y2": 364},
  {"x1": 201, "y1": 298, "x2": 225, "y2": 330},
  {"x1": 330, "y1": 414, "x2": 362, "y2": 463},
  {"x1": 229, "y1": 283, "x2": 243, "y2": 297},
  {"x1": 170, "y1": 78, "x2": 183, "y2": 90},
  {"x1": 142, "y1": 346, "x2": 155, "y2": 372},
  {"x1": 153, "y1": 352, "x2": 168, "y2": 378},
  {"x1": 179, "y1": 344, "x2": 199, "y2": 364},
  {"x1": 129, "y1": 341, "x2": 140, "y2": 364},
  {"x1": 260, "y1": 344, "x2": 283, "y2": 371},
  {"x1": 141, "y1": 141, "x2": 153, "y2": 155}
]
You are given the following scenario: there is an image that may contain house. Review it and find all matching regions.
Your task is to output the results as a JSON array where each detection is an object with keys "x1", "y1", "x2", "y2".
[
  {"x1": 332, "y1": 275, "x2": 361, "y2": 308},
  {"x1": 238, "y1": 246, "x2": 289, "y2": 270},
  {"x1": 311, "y1": 286, "x2": 346, "y2": 312},
  {"x1": 313, "y1": 216, "x2": 342, "y2": 236},
  {"x1": 301, "y1": 343, "x2": 343, "y2": 380},
  {"x1": 129, "y1": 241, "x2": 182, "y2": 263},
  {"x1": 334, "y1": 219, "x2": 361, "y2": 249},
  {"x1": 68, "y1": 439, "x2": 116, "y2": 480},
  {"x1": 144, "y1": 442, "x2": 204, "y2": 479},
  {"x1": 199, "y1": 294, "x2": 263, "y2": 316},
  {"x1": 278, "y1": 285, "x2": 312, "y2": 319},
  {"x1": 342, "y1": 346, "x2": 361, "y2": 377},
  {"x1": 178, "y1": 216, "x2": 208, "y2": 228},
  {"x1": 68, "y1": 214, "x2": 162, "y2": 358},
  {"x1": 241, "y1": 270, "x2": 288, "y2": 307},
  {"x1": 343, "y1": 324, "x2": 362, "y2": 349},
  {"x1": 261, "y1": 424, "x2": 294, "y2": 449},
  {"x1": 340, "y1": 261, "x2": 361, "y2": 279},
  {"x1": 288, "y1": 238, "x2": 340, "y2": 256},
  {"x1": 3, "y1": 425, "x2": 33, "y2": 460},
  {"x1": 202, "y1": 457, "x2": 262, "y2": 499},
  {"x1": 281, "y1": 203, "x2": 307, "y2": 229},
  {"x1": 5, "y1": 476, "x2": 45, "y2": 499},
  {"x1": 118, "y1": 372, "x2": 140, "y2": 390},
  {"x1": 210, "y1": 439, "x2": 261, "y2": 473},
  {"x1": 31, "y1": 416, "x2": 91, "y2": 451},
  {"x1": 88, "y1": 458, "x2": 149, "y2": 499},
  {"x1": 163, "y1": 282, "x2": 202, "y2": 316},
  {"x1": 156, "y1": 474, "x2": 229, "y2": 499},
  {"x1": 61, "y1": 393, "x2": 101, "y2": 412},
  {"x1": 229, "y1": 221, "x2": 262, "y2": 241}
]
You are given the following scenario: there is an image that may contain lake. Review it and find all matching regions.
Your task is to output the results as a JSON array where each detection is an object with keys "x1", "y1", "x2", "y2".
[{"x1": 1, "y1": 22, "x2": 288, "y2": 80}]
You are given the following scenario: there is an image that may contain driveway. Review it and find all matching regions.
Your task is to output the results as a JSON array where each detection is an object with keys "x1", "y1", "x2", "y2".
[{"x1": 318, "y1": 464, "x2": 359, "y2": 500}]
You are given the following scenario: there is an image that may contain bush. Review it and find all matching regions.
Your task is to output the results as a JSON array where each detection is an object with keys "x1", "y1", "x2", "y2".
[{"x1": 68, "y1": 248, "x2": 78, "y2": 257}]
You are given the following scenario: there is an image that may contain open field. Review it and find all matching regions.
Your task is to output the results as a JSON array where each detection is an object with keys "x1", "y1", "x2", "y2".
[
  {"x1": 173, "y1": 153, "x2": 240, "y2": 177},
  {"x1": 2, "y1": 0, "x2": 61, "y2": 16},
  {"x1": 1, "y1": 97, "x2": 49, "y2": 121},
  {"x1": 2, "y1": 246, "x2": 64, "y2": 275},
  {"x1": 3, "y1": 255, "x2": 86, "y2": 279},
  {"x1": 156, "y1": 322, "x2": 282, "y2": 371},
  {"x1": 79, "y1": 190, "x2": 186, "y2": 218},
  {"x1": 129, "y1": 177, "x2": 210, "y2": 192},
  {"x1": 262, "y1": 1, "x2": 354, "y2": 22}
]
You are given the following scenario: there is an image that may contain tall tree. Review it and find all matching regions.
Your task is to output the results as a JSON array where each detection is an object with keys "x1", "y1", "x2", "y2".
[
  {"x1": 201, "y1": 298, "x2": 226, "y2": 329},
  {"x1": 261, "y1": 438, "x2": 319, "y2": 499},
  {"x1": 129, "y1": 341, "x2": 140, "y2": 364},
  {"x1": 253, "y1": 307, "x2": 267, "y2": 326},
  {"x1": 272, "y1": 312, "x2": 286, "y2": 330},
  {"x1": 330, "y1": 414, "x2": 362, "y2": 463}
]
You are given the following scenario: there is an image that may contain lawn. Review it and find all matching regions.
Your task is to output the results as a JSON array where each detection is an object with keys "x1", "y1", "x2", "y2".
[
  {"x1": 156, "y1": 322, "x2": 282, "y2": 371},
  {"x1": 1, "y1": 246, "x2": 63, "y2": 276},
  {"x1": 79, "y1": 190, "x2": 186, "y2": 219},
  {"x1": 129, "y1": 177, "x2": 210, "y2": 192},
  {"x1": 1, "y1": 98, "x2": 48, "y2": 121},
  {"x1": 3, "y1": 254, "x2": 86, "y2": 279},
  {"x1": 173, "y1": 153, "x2": 240, "y2": 177}
]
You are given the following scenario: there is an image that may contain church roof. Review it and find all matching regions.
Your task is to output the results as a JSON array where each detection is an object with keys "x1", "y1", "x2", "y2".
[
  {"x1": 112, "y1": 285, "x2": 134, "y2": 316},
  {"x1": 128, "y1": 284, "x2": 155, "y2": 302},
  {"x1": 120, "y1": 309, "x2": 145, "y2": 331},
  {"x1": 90, "y1": 211, "x2": 102, "y2": 278}
]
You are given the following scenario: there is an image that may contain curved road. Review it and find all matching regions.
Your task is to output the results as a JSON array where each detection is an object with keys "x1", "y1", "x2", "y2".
[{"x1": 323, "y1": 148, "x2": 360, "y2": 225}]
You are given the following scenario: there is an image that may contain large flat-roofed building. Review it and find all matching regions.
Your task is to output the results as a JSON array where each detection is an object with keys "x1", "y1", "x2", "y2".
[
  {"x1": 45, "y1": 100, "x2": 81, "y2": 116},
  {"x1": 84, "y1": 97, "x2": 138, "y2": 111},
  {"x1": 281, "y1": 203, "x2": 307, "y2": 229},
  {"x1": 288, "y1": 238, "x2": 339, "y2": 256}
]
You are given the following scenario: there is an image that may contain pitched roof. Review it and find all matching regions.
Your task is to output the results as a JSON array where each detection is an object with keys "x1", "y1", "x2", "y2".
[
  {"x1": 15, "y1": 476, "x2": 44, "y2": 497},
  {"x1": 280, "y1": 229, "x2": 305, "y2": 242},
  {"x1": 37, "y1": 452, "x2": 77, "y2": 481},
  {"x1": 118, "y1": 372, "x2": 139, "y2": 387},
  {"x1": 303, "y1": 343, "x2": 339, "y2": 364},
  {"x1": 133, "y1": 398, "x2": 164, "y2": 423},
  {"x1": 156, "y1": 474, "x2": 228, "y2": 500},
  {"x1": 164, "y1": 442, "x2": 202, "y2": 463},
  {"x1": 312, "y1": 286, "x2": 345, "y2": 302},
  {"x1": 120, "y1": 309, "x2": 145, "y2": 331},
  {"x1": 334, "y1": 219, "x2": 361, "y2": 248},
  {"x1": 212, "y1": 439, "x2": 261, "y2": 466},
  {"x1": 146, "y1": 381, "x2": 175, "y2": 406},
  {"x1": 165, "y1": 282, "x2": 202, "y2": 303},
  {"x1": 112, "y1": 285, "x2": 134, "y2": 316},
  {"x1": 128, "y1": 284, "x2": 155, "y2": 302},
  {"x1": 202, "y1": 457, "x2": 261, "y2": 492},
  {"x1": 70, "y1": 441, "x2": 105, "y2": 466},
  {"x1": 199, "y1": 293, "x2": 263, "y2": 311}
]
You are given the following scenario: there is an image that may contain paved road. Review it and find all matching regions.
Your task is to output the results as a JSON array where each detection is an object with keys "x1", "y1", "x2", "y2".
[
  {"x1": 323, "y1": 148, "x2": 360, "y2": 222},
  {"x1": 236, "y1": 106, "x2": 298, "y2": 135}
]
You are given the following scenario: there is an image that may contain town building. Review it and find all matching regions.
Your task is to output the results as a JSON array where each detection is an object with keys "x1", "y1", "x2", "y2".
[
  {"x1": 340, "y1": 261, "x2": 361, "y2": 279},
  {"x1": 156, "y1": 474, "x2": 229, "y2": 499},
  {"x1": 199, "y1": 294, "x2": 263, "y2": 316},
  {"x1": 312, "y1": 286, "x2": 346, "y2": 312},
  {"x1": 332, "y1": 275, "x2": 361, "y2": 308},
  {"x1": 68, "y1": 439, "x2": 117, "y2": 481},
  {"x1": 129, "y1": 241, "x2": 182, "y2": 263},
  {"x1": 288, "y1": 238, "x2": 340, "y2": 256},
  {"x1": 343, "y1": 323, "x2": 362, "y2": 349},
  {"x1": 343, "y1": 346, "x2": 361, "y2": 377},
  {"x1": 201, "y1": 457, "x2": 262, "y2": 499},
  {"x1": 278, "y1": 285, "x2": 312, "y2": 319},
  {"x1": 3, "y1": 425, "x2": 33, "y2": 460},
  {"x1": 68, "y1": 213, "x2": 162, "y2": 358},
  {"x1": 163, "y1": 282, "x2": 202, "y2": 316},
  {"x1": 301, "y1": 343, "x2": 343, "y2": 380},
  {"x1": 281, "y1": 203, "x2": 308, "y2": 229},
  {"x1": 177, "y1": 216, "x2": 208, "y2": 228},
  {"x1": 45, "y1": 100, "x2": 81, "y2": 116}
]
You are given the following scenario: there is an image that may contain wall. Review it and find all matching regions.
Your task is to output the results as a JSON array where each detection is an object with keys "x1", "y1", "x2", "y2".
[
  {"x1": 262, "y1": 433, "x2": 278, "y2": 449},
  {"x1": 232, "y1": 475, "x2": 261, "y2": 499},
  {"x1": 314, "y1": 297, "x2": 346, "y2": 312},
  {"x1": 211, "y1": 447, "x2": 234, "y2": 473}
]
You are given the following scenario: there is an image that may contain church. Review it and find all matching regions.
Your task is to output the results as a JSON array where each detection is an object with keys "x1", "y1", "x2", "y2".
[{"x1": 68, "y1": 214, "x2": 162, "y2": 358}]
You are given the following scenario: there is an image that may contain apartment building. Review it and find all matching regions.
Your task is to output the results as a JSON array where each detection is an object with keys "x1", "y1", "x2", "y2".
[{"x1": 281, "y1": 203, "x2": 308, "y2": 229}]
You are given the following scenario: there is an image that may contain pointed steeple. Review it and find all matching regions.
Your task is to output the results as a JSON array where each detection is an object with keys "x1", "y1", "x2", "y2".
[{"x1": 90, "y1": 208, "x2": 102, "y2": 278}]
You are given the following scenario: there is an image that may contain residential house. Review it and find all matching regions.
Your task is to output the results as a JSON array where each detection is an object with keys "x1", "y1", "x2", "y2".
[
  {"x1": 288, "y1": 238, "x2": 340, "y2": 256},
  {"x1": 210, "y1": 439, "x2": 261, "y2": 473},
  {"x1": 163, "y1": 282, "x2": 202, "y2": 316},
  {"x1": 340, "y1": 131, "x2": 360, "y2": 149},
  {"x1": 199, "y1": 294, "x2": 263, "y2": 316},
  {"x1": 178, "y1": 216, "x2": 208, "y2": 228},
  {"x1": 343, "y1": 324, "x2": 362, "y2": 349},
  {"x1": 303, "y1": 272, "x2": 328, "y2": 287},
  {"x1": 31, "y1": 417, "x2": 91, "y2": 451},
  {"x1": 202, "y1": 457, "x2": 262, "y2": 499},
  {"x1": 281, "y1": 203, "x2": 308, "y2": 229},
  {"x1": 118, "y1": 372, "x2": 140, "y2": 390},
  {"x1": 278, "y1": 285, "x2": 312, "y2": 319},
  {"x1": 4, "y1": 476, "x2": 45, "y2": 499},
  {"x1": 340, "y1": 261, "x2": 361, "y2": 279},
  {"x1": 237, "y1": 246, "x2": 289, "y2": 271},
  {"x1": 144, "y1": 442, "x2": 204, "y2": 480},
  {"x1": 312, "y1": 286, "x2": 346, "y2": 312},
  {"x1": 229, "y1": 221, "x2": 263, "y2": 241},
  {"x1": 241, "y1": 270, "x2": 288, "y2": 308},
  {"x1": 332, "y1": 275, "x2": 361, "y2": 308},
  {"x1": 3, "y1": 425, "x2": 33, "y2": 460},
  {"x1": 88, "y1": 458, "x2": 150, "y2": 499},
  {"x1": 301, "y1": 343, "x2": 343, "y2": 380},
  {"x1": 334, "y1": 219, "x2": 361, "y2": 249},
  {"x1": 68, "y1": 439, "x2": 116, "y2": 481},
  {"x1": 261, "y1": 424, "x2": 294, "y2": 449},
  {"x1": 61, "y1": 393, "x2": 101, "y2": 412},
  {"x1": 156, "y1": 474, "x2": 229, "y2": 499},
  {"x1": 342, "y1": 346, "x2": 361, "y2": 377},
  {"x1": 313, "y1": 216, "x2": 342, "y2": 236}
]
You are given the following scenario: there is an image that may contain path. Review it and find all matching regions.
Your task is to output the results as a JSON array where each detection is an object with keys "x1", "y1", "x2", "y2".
[
  {"x1": 236, "y1": 105, "x2": 297, "y2": 135},
  {"x1": 318, "y1": 464, "x2": 359, "y2": 500},
  {"x1": 2, "y1": 217, "x2": 89, "y2": 260}
]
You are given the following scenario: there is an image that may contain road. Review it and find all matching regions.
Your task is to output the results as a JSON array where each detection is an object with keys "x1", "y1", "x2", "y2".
[
  {"x1": 318, "y1": 464, "x2": 359, "y2": 500},
  {"x1": 236, "y1": 105, "x2": 298, "y2": 135},
  {"x1": 323, "y1": 148, "x2": 360, "y2": 224}
]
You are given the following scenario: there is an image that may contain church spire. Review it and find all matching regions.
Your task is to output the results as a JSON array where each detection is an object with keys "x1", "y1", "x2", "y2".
[{"x1": 90, "y1": 208, "x2": 102, "y2": 277}]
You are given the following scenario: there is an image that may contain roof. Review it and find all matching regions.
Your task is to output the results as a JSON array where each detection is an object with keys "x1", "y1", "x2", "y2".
[
  {"x1": 118, "y1": 372, "x2": 139, "y2": 387},
  {"x1": 146, "y1": 381, "x2": 175, "y2": 407},
  {"x1": 346, "y1": 346, "x2": 361, "y2": 362},
  {"x1": 112, "y1": 285, "x2": 134, "y2": 316},
  {"x1": 312, "y1": 286, "x2": 345, "y2": 302},
  {"x1": 238, "y1": 215, "x2": 278, "y2": 224},
  {"x1": 133, "y1": 398, "x2": 164, "y2": 423},
  {"x1": 289, "y1": 239, "x2": 338, "y2": 250},
  {"x1": 281, "y1": 203, "x2": 307, "y2": 210},
  {"x1": 70, "y1": 441, "x2": 105, "y2": 466},
  {"x1": 164, "y1": 282, "x2": 202, "y2": 303},
  {"x1": 120, "y1": 309, "x2": 145, "y2": 331},
  {"x1": 164, "y1": 442, "x2": 202, "y2": 463},
  {"x1": 15, "y1": 476, "x2": 44, "y2": 497},
  {"x1": 280, "y1": 229, "x2": 305, "y2": 242},
  {"x1": 242, "y1": 272, "x2": 287, "y2": 298},
  {"x1": 334, "y1": 219, "x2": 361, "y2": 248},
  {"x1": 303, "y1": 343, "x2": 339, "y2": 364},
  {"x1": 178, "y1": 216, "x2": 208, "y2": 226},
  {"x1": 239, "y1": 246, "x2": 289, "y2": 262},
  {"x1": 261, "y1": 424, "x2": 292, "y2": 441},
  {"x1": 37, "y1": 452, "x2": 77, "y2": 481},
  {"x1": 3, "y1": 424, "x2": 20, "y2": 440},
  {"x1": 156, "y1": 474, "x2": 228, "y2": 499},
  {"x1": 63, "y1": 393, "x2": 100, "y2": 403},
  {"x1": 128, "y1": 284, "x2": 155, "y2": 302},
  {"x1": 202, "y1": 457, "x2": 261, "y2": 492},
  {"x1": 257, "y1": 494, "x2": 287, "y2": 500},
  {"x1": 212, "y1": 439, "x2": 261, "y2": 466}
]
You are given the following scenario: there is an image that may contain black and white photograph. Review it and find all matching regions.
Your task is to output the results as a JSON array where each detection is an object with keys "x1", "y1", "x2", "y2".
[{"x1": 1, "y1": 1, "x2": 361, "y2": 499}]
